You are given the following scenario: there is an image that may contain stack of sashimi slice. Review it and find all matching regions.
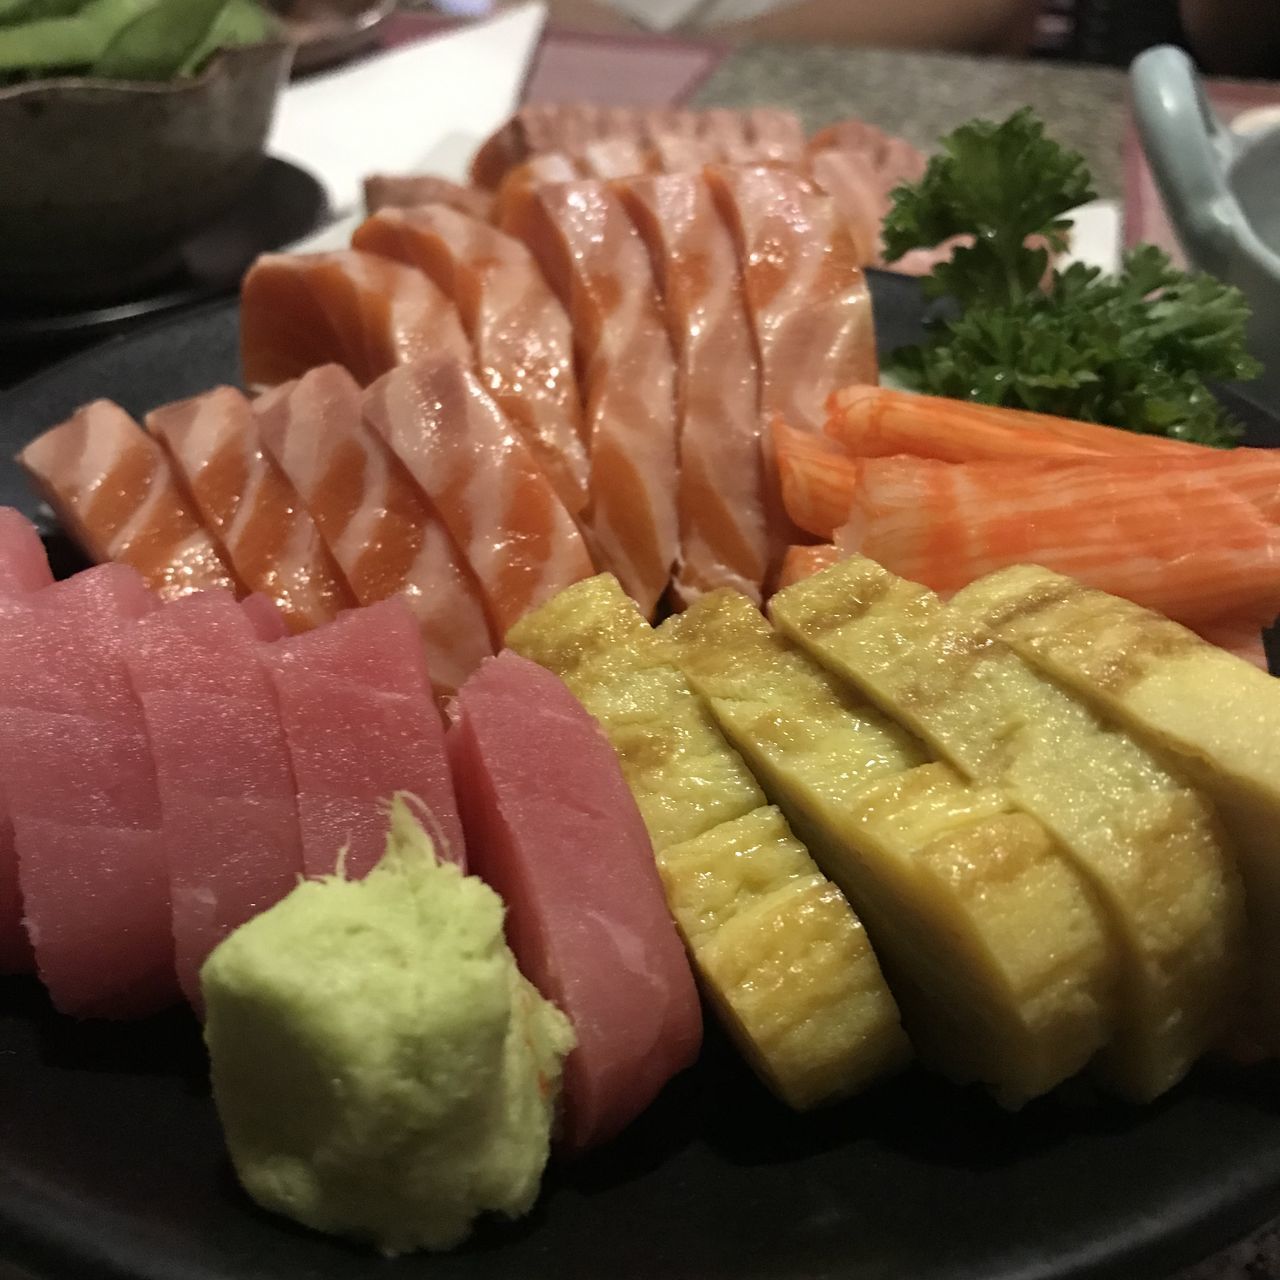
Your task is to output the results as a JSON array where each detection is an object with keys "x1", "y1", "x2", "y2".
[
  {"x1": 21, "y1": 153, "x2": 877, "y2": 692},
  {"x1": 773, "y1": 387, "x2": 1280, "y2": 667},
  {"x1": 0, "y1": 508, "x2": 701, "y2": 1150},
  {"x1": 20, "y1": 355, "x2": 594, "y2": 700}
]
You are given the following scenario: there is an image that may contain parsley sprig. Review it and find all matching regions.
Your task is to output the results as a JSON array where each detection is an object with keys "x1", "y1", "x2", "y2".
[{"x1": 882, "y1": 109, "x2": 1260, "y2": 446}]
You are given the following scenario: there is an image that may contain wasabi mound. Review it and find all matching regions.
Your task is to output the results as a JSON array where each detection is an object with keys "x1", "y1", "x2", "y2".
[{"x1": 201, "y1": 793, "x2": 575, "y2": 1255}]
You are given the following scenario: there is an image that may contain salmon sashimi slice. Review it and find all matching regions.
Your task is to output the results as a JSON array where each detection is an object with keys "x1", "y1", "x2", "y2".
[
  {"x1": 618, "y1": 172, "x2": 769, "y2": 604},
  {"x1": 745, "y1": 108, "x2": 807, "y2": 164},
  {"x1": 351, "y1": 205, "x2": 589, "y2": 514},
  {"x1": 775, "y1": 542, "x2": 841, "y2": 591},
  {"x1": 254, "y1": 364, "x2": 494, "y2": 695},
  {"x1": 836, "y1": 456, "x2": 1280, "y2": 627},
  {"x1": 363, "y1": 356, "x2": 594, "y2": 639},
  {"x1": 17, "y1": 401, "x2": 239, "y2": 600},
  {"x1": 262, "y1": 596, "x2": 466, "y2": 877},
  {"x1": 492, "y1": 152, "x2": 589, "y2": 225},
  {"x1": 774, "y1": 418, "x2": 863, "y2": 538},
  {"x1": 825, "y1": 385, "x2": 1216, "y2": 461},
  {"x1": 504, "y1": 179, "x2": 679, "y2": 617},
  {"x1": 579, "y1": 137, "x2": 653, "y2": 180},
  {"x1": 147, "y1": 387, "x2": 355, "y2": 633},
  {"x1": 125, "y1": 591, "x2": 304, "y2": 1012},
  {"x1": 362, "y1": 173, "x2": 493, "y2": 220},
  {"x1": 708, "y1": 165, "x2": 878, "y2": 434},
  {"x1": 240, "y1": 250, "x2": 471, "y2": 389},
  {"x1": 807, "y1": 149, "x2": 885, "y2": 266},
  {"x1": 0, "y1": 507, "x2": 52, "y2": 596},
  {"x1": 0, "y1": 565, "x2": 177, "y2": 1018}
]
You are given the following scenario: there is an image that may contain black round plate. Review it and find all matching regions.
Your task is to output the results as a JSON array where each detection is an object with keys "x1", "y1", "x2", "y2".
[
  {"x1": 2, "y1": 275, "x2": 1280, "y2": 1280},
  {"x1": 0, "y1": 158, "x2": 329, "y2": 388}
]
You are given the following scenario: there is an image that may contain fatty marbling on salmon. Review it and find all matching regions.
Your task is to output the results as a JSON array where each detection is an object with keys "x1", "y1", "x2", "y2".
[
  {"x1": 504, "y1": 179, "x2": 679, "y2": 618},
  {"x1": 707, "y1": 165, "x2": 877, "y2": 435},
  {"x1": 350, "y1": 205, "x2": 589, "y2": 515},
  {"x1": 17, "y1": 401, "x2": 239, "y2": 601},
  {"x1": 363, "y1": 356, "x2": 594, "y2": 639},
  {"x1": 240, "y1": 250, "x2": 470, "y2": 390},
  {"x1": 254, "y1": 364, "x2": 494, "y2": 696},
  {"x1": 617, "y1": 172, "x2": 769, "y2": 605},
  {"x1": 146, "y1": 387, "x2": 355, "y2": 633}
]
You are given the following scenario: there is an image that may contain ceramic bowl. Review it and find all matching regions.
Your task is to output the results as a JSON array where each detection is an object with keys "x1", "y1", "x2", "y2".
[{"x1": 0, "y1": 39, "x2": 293, "y2": 305}]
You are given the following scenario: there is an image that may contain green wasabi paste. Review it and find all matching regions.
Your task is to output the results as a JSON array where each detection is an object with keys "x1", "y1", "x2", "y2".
[{"x1": 201, "y1": 794, "x2": 575, "y2": 1256}]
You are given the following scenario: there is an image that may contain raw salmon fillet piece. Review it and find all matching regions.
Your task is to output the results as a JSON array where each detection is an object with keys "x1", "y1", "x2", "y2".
[
  {"x1": 362, "y1": 173, "x2": 493, "y2": 220},
  {"x1": 707, "y1": 165, "x2": 877, "y2": 435},
  {"x1": 363, "y1": 356, "x2": 594, "y2": 638},
  {"x1": 125, "y1": 592, "x2": 305, "y2": 1011},
  {"x1": 505, "y1": 179, "x2": 679, "y2": 617},
  {"x1": 17, "y1": 401, "x2": 238, "y2": 600},
  {"x1": 240, "y1": 250, "x2": 471, "y2": 389},
  {"x1": 148, "y1": 387, "x2": 355, "y2": 633},
  {"x1": 618, "y1": 172, "x2": 769, "y2": 604},
  {"x1": 449, "y1": 651, "x2": 702, "y2": 1151},
  {"x1": 0, "y1": 510, "x2": 52, "y2": 971},
  {"x1": 351, "y1": 204, "x2": 589, "y2": 514},
  {"x1": 255, "y1": 364, "x2": 494, "y2": 696},
  {"x1": 0, "y1": 565, "x2": 178, "y2": 1018},
  {"x1": 262, "y1": 597, "x2": 466, "y2": 878}
]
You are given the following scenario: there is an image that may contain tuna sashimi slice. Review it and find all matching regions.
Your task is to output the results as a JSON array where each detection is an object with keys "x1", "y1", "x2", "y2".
[
  {"x1": 125, "y1": 592, "x2": 305, "y2": 1009},
  {"x1": 147, "y1": 387, "x2": 355, "y2": 633},
  {"x1": 240, "y1": 250, "x2": 471, "y2": 390},
  {"x1": 0, "y1": 508, "x2": 52, "y2": 596},
  {"x1": 618, "y1": 172, "x2": 768, "y2": 605},
  {"x1": 363, "y1": 357, "x2": 594, "y2": 638},
  {"x1": 254, "y1": 365, "x2": 494, "y2": 696},
  {"x1": 449, "y1": 651, "x2": 702, "y2": 1151},
  {"x1": 262, "y1": 598, "x2": 466, "y2": 877},
  {"x1": 504, "y1": 179, "x2": 679, "y2": 617},
  {"x1": 0, "y1": 565, "x2": 177, "y2": 1018},
  {"x1": 351, "y1": 205, "x2": 589, "y2": 515},
  {"x1": 17, "y1": 401, "x2": 238, "y2": 600},
  {"x1": 0, "y1": 511, "x2": 53, "y2": 970}
]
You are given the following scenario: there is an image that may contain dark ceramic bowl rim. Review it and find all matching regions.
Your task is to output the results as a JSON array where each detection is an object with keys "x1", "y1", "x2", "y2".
[{"x1": 0, "y1": 36, "x2": 294, "y2": 104}]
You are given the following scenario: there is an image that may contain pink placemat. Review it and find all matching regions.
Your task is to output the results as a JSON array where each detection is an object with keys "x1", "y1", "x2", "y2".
[
  {"x1": 1124, "y1": 78, "x2": 1280, "y2": 266},
  {"x1": 380, "y1": 10, "x2": 726, "y2": 107}
]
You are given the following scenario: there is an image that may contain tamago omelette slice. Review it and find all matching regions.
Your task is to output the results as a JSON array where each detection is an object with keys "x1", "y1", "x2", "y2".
[
  {"x1": 507, "y1": 574, "x2": 910, "y2": 1108},
  {"x1": 772, "y1": 556, "x2": 1246, "y2": 1101},
  {"x1": 952, "y1": 565, "x2": 1280, "y2": 1053},
  {"x1": 661, "y1": 591, "x2": 1114, "y2": 1105}
]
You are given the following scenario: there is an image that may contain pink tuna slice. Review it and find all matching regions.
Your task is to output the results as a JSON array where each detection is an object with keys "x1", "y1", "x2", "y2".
[
  {"x1": 0, "y1": 509, "x2": 53, "y2": 971},
  {"x1": 241, "y1": 592, "x2": 289, "y2": 642},
  {"x1": 0, "y1": 564, "x2": 178, "y2": 1018},
  {"x1": 125, "y1": 592, "x2": 305, "y2": 1012},
  {"x1": 0, "y1": 507, "x2": 53, "y2": 596},
  {"x1": 448, "y1": 650, "x2": 702, "y2": 1151},
  {"x1": 262, "y1": 597, "x2": 465, "y2": 878}
]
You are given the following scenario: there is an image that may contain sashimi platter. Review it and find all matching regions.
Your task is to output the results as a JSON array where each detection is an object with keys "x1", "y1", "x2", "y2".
[{"x1": 3, "y1": 104, "x2": 1280, "y2": 1280}]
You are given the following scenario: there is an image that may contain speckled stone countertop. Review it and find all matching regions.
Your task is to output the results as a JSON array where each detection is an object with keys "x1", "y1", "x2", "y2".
[
  {"x1": 696, "y1": 41, "x2": 1277, "y2": 1280},
  {"x1": 692, "y1": 43, "x2": 1130, "y2": 196}
]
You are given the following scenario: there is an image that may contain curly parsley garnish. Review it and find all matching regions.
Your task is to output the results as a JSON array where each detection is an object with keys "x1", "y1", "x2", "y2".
[{"x1": 882, "y1": 109, "x2": 1260, "y2": 446}]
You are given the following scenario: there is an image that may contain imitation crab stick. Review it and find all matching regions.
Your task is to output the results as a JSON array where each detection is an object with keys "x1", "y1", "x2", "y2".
[
  {"x1": 775, "y1": 543, "x2": 840, "y2": 591},
  {"x1": 825, "y1": 385, "x2": 1220, "y2": 461},
  {"x1": 835, "y1": 456, "x2": 1280, "y2": 627}
]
